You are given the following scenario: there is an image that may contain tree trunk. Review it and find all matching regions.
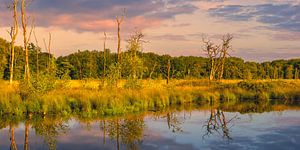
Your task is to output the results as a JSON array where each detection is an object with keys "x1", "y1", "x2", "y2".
[
  {"x1": 21, "y1": 0, "x2": 30, "y2": 81},
  {"x1": 33, "y1": 28, "x2": 39, "y2": 77},
  {"x1": 117, "y1": 22, "x2": 121, "y2": 64},
  {"x1": 209, "y1": 58, "x2": 216, "y2": 81},
  {"x1": 103, "y1": 32, "x2": 107, "y2": 78},
  {"x1": 44, "y1": 33, "x2": 52, "y2": 71},
  {"x1": 9, "y1": 0, "x2": 19, "y2": 85},
  {"x1": 167, "y1": 59, "x2": 171, "y2": 84},
  {"x1": 149, "y1": 63, "x2": 157, "y2": 79}
]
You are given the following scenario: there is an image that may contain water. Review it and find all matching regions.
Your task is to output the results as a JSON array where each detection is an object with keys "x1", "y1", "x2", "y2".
[{"x1": 1, "y1": 106, "x2": 300, "y2": 150}]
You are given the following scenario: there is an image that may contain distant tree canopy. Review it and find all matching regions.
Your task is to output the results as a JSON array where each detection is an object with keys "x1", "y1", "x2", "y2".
[{"x1": 0, "y1": 37, "x2": 299, "y2": 80}]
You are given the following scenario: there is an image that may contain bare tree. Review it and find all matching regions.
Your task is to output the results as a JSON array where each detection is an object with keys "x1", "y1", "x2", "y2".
[
  {"x1": 43, "y1": 33, "x2": 52, "y2": 70},
  {"x1": 33, "y1": 23, "x2": 39, "y2": 77},
  {"x1": 202, "y1": 38, "x2": 220, "y2": 81},
  {"x1": 103, "y1": 32, "x2": 107, "y2": 78},
  {"x1": 8, "y1": 0, "x2": 19, "y2": 85},
  {"x1": 167, "y1": 59, "x2": 171, "y2": 84},
  {"x1": 116, "y1": 9, "x2": 126, "y2": 64},
  {"x1": 218, "y1": 34, "x2": 233, "y2": 80},
  {"x1": 202, "y1": 34, "x2": 233, "y2": 81},
  {"x1": 149, "y1": 62, "x2": 157, "y2": 79},
  {"x1": 21, "y1": 0, "x2": 34, "y2": 81}
]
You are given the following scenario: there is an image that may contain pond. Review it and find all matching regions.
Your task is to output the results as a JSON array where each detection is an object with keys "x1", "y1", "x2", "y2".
[{"x1": 1, "y1": 102, "x2": 300, "y2": 150}]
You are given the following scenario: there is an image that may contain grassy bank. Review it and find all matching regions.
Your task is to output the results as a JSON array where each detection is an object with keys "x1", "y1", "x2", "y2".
[{"x1": 0, "y1": 79, "x2": 299, "y2": 117}]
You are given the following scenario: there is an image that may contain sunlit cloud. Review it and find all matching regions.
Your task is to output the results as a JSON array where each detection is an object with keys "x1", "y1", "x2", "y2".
[
  {"x1": 0, "y1": 0, "x2": 299, "y2": 61},
  {"x1": 209, "y1": 3, "x2": 300, "y2": 32}
]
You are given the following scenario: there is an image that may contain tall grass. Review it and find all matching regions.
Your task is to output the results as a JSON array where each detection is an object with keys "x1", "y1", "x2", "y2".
[{"x1": 0, "y1": 79, "x2": 299, "y2": 117}]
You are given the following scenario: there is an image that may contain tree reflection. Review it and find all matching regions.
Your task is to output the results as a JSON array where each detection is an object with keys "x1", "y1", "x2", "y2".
[
  {"x1": 103, "y1": 116, "x2": 145, "y2": 150},
  {"x1": 24, "y1": 122, "x2": 29, "y2": 150},
  {"x1": 203, "y1": 108, "x2": 238, "y2": 140},
  {"x1": 99, "y1": 120, "x2": 107, "y2": 144},
  {"x1": 10, "y1": 126, "x2": 18, "y2": 150},
  {"x1": 31, "y1": 117, "x2": 69, "y2": 150},
  {"x1": 166, "y1": 112, "x2": 183, "y2": 133},
  {"x1": 152, "y1": 110, "x2": 186, "y2": 133}
]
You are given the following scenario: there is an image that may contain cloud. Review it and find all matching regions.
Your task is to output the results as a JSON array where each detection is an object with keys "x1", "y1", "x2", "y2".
[
  {"x1": 209, "y1": 3, "x2": 300, "y2": 32},
  {"x1": 272, "y1": 32, "x2": 300, "y2": 41},
  {"x1": 0, "y1": 0, "x2": 198, "y2": 32},
  {"x1": 148, "y1": 34, "x2": 188, "y2": 41},
  {"x1": 234, "y1": 48, "x2": 300, "y2": 62}
]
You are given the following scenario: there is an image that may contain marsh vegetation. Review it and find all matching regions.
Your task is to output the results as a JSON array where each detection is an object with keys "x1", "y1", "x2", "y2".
[{"x1": 0, "y1": 79, "x2": 300, "y2": 117}]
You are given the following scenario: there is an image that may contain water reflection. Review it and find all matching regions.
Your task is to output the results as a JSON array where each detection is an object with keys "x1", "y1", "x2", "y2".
[
  {"x1": 102, "y1": 117, "x2": 145, "y2": 150},
  {"x1": 0, "y1": 100, "x2": 300, "y2": 150},
  {"x1": 31, "y1": 117, "x2": 69, "y2": 150},
  {"x1": 203, "y1": 108, "x2": 238, "y2": 140},
  {"x1": 10, "y1": 126, "x2": 17, "y2": 150},
  {"x1": 24, "y1": 122, "x2": 29, "y2": 150}
]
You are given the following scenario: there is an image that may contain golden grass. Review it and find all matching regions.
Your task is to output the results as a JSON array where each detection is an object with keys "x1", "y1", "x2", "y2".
[{"x1": 0, "y1": 79, "x2": 300, "y2": 117}]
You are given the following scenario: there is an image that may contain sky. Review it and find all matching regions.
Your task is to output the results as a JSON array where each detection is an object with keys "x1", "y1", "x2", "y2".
[{"x1": 0, "y1": 0, "x2": 300, "y2": 62}]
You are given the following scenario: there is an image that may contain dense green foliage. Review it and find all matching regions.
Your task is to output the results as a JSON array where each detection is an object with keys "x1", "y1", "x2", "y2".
[{"x1": 0, "y1": 37, "x2": 299, "y2": 80}]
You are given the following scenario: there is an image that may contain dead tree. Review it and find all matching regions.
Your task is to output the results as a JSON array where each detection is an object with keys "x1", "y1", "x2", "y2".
[
  {"x1": 116, "y1": 10, "x2": 125, "y2": 64},
  {"x1": 202, "y1": 34, "x2": 233, "y2": 81},
  {"x1": 8, "y1": 0, "x2": 19, "y2": 85},
  {"x1": 43, "y1": 33, "x2": 52, "y2": 71},
  {"x1": 218, "y1": 34, "x2": 233, "y2": 80},
  {"x1": 21, "y1": 0, "x2": 34, "y2": 81},
  {"x1": 149, "y1": 62, "x2": 157, "y2": 79},
  {"x1": 103, "y1": 32, "x2": 107, "y2": 78},
  {"x1": 33, "y1": 24, "x2": 39, "y2": 77},
  {"x1": 167, "y1": 59, "x2": 171, "y2": 84},
  {"x1": 202, "y1": 39, "x2": 220, "y2": 81}
]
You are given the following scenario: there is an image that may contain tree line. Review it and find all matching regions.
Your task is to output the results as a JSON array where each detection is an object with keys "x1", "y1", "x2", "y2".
[
  {"x1": 2, "y1": 0, "x2": 299, "y2": 83},
  {"x1": 0, "y1": 37, "x2": 299, "y2": 81}
]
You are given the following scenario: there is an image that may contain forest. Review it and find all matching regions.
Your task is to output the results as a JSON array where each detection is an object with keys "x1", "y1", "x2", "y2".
[{"x1": 0, "y1": 37, "x2": 299, "y2": 81}]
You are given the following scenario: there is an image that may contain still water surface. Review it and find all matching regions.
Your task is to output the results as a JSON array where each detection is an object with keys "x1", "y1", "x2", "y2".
[{"x1": 1, "y1": 107, "x2": 300, "y2": 150}]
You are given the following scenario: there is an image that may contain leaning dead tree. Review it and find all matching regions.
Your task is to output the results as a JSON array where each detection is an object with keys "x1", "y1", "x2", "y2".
[
  {"x1": 8, "y1": 0, "x2": 19, "y2": 85},
  {"x1": 202, "y1": 34, "x2": 233, "y2": 80}
]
